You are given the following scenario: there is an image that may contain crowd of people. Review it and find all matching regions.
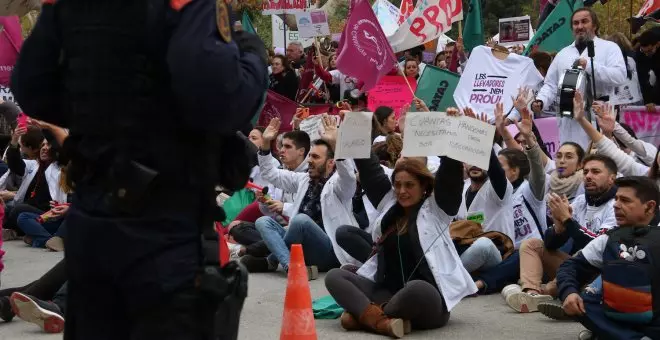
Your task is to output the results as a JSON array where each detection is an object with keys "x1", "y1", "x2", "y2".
[{"x1": 0, "y1": 4, "x2": 659, "y2": 340}]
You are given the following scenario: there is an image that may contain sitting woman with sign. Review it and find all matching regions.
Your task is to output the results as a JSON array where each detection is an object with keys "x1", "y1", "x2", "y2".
[{"x1": 324, "y1": 108, "x2": 477, "y2": 338}]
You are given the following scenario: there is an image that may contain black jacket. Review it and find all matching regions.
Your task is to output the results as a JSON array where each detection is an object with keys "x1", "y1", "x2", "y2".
[{"x1": 634, "y1": 49, "x2": 660, "y2": 105}]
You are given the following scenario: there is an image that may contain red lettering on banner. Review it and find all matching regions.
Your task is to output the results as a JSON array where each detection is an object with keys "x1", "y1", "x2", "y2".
[
  {"x1": 422, "y1": 6, "x2": 443, "y2": 35},
  {"x1": 410, "y1": 18, "x2": 428, "y2": 41}
]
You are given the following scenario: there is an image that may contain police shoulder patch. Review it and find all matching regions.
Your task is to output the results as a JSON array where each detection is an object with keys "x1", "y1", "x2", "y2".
[{"x1": 216, "y1": 0, "x2": 232, "y2": 43}]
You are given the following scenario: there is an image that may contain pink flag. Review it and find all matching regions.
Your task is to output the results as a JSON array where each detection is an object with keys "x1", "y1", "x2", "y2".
[
  {"x1": 0, "y1": 16, "x2": 23, "y2": 87},
  {"x1": 257, "y1": 90, "x2": 299, "y2": 132},
  {"x1": 336, "y1": 0, "x2": 398, "y2": 92}
]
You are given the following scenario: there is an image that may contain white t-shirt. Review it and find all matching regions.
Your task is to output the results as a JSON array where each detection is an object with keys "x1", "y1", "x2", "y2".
[
  {"x1": 453, "y1": 46, "x2": 544, "y2": 123},
  {"x1": 512, "y1": 181, "x2": 547, "y2": 248},
  {"x1": 456, "y1": 179, "x2": 516, "y2": 243},
  {"x1": 570, "y1": 194, "x2": 617, "y2": 238}
]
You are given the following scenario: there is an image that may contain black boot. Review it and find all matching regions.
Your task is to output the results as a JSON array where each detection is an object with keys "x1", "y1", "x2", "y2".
[{"x1": 0, "y1": 296, "x2": 15, "y2": 322}]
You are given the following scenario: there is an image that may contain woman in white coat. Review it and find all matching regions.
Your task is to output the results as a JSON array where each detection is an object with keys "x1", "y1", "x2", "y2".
[{"x1": 325, "y1": 152, "x2": 476, "y2": 338}]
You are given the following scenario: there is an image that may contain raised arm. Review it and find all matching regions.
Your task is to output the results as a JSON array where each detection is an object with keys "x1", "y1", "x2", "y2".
[
  {"x1": 258, "y1": 118, "x2": 304, "y2": 193},
  {"x1": 320, "y1": 114, "x2": 357, "y2": 203},
  {"x1": 515, "y1": 107, "x2": 546, "y2": 200},
  {"x1": 612, "y1": 123, "x2": 658, "y2": 166},
  {"x1": 434, "y1": 156, "x2": 464, "y2": 216},
  {"x1": 354, "y1": 154, "x2": 392, "y2": 209}
]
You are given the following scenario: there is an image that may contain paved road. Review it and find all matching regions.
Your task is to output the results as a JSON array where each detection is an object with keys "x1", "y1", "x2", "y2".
[{"x1": 0, "y1": 241, "x2": 584, "y2": 339}]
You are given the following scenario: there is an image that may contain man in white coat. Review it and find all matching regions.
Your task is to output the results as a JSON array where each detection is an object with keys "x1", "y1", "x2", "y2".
[
  {"x1": 247, "y1": 116, "x2": 359, "y2": 276},
  {"x1": 532, "y1": 7, "x2": 627, "y2": 150}
]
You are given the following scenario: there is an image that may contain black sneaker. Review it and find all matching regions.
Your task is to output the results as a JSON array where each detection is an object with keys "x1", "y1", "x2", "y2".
[
  {"x1": 9, "y1": 292, "x2": 64, "y2": 333},
  {"x1": 239, "y1": 255, "x2": 277, "y2": 273},
  {"x1": 0, "y1": 296, "x2": 14, "y2": 322},
  {"x1": 538, "y1": 300, "x2": 573, "y2": 321}
]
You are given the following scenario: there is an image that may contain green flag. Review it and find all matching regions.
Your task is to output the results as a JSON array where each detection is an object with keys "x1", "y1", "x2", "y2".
[
  {"x1": 415, "y1": 66, "x2": 460, "y2": 112},
  {"x1": 524, "y1": 0, "x2": 584, "y2": 55},
  {"x1": 242, "y1": 11, "x2": 256, "y2": 34},
  {"x1": 462, "y1": 0, "x2": 484, "y2": 53}
]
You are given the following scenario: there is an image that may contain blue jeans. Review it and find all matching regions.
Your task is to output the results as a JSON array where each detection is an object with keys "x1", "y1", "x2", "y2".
[
  {"x1": 17, "y1": 212, "x2": 64, "y2": 248},
  {"x1": 474, "y1": 251, "x2": 520, "y2": 294},
  {"x1": 460, "y1": 237, "x2": 502, "y2": 273},
  {"x1": 255, "y1": 214, "x2": 339, "y2": 272}
]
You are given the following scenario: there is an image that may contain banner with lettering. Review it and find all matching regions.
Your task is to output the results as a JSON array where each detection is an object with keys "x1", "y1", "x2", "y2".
[
  {"x1": 373, "y1": 0, "x2": 401, "y2": 36},
  {"x1": 0, "y1": 16, "x2": 23, "y2": 87},
  {"x1": 415, "y1": 65, "x2": 459, "y2": 112},
  {"x1": 523, "y1": 0, "x2": 583, "y2": 55},
  {"x1": 262, "y1": 0, "x2": 308, "y2": 14},
  {"x1": 402, "y1": 112, "x2": 496, "y2": 170},
  {"x1": 507, "y1": 117, "x2": 561, "y2": 158},
  {"x1": 367, "y1": 76, "x2": 417, "y2": 118},
  {"x1": 621, "y1": 106, "x2": 660, "y2": 147},
  {"x1": 387, "y1": 0, "x2": 463, "y2": 53}
]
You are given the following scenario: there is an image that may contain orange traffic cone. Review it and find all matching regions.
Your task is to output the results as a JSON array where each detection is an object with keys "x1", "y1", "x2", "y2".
[{"x1": 280, "y1": 244, "x2": 317, "y2": 340}]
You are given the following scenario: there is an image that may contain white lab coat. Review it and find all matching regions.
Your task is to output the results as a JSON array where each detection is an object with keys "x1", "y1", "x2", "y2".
[
  {"x1": 15, "y1": 161, "x2": 66, "y2": 204},
  {"x1": 357, "y1": 192, "x2": 478, "y2": 311},
  {"x1": 258, "y1": 153, "x2": 359, "y2": 265},
  {"x1": 536, "y1": 37, "x2": 627, "y2": 150}
]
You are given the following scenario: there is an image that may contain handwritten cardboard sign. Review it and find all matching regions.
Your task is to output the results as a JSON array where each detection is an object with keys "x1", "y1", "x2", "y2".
[
  {"x1": 335, "y1": 112, "x2": 373, "y2": 159},
  {"x1": 402, "y1": 112, "x2": 496, "y2": 169},
  {"x1": 367, "y1": 76, "x2": 417, "y2": 118}
]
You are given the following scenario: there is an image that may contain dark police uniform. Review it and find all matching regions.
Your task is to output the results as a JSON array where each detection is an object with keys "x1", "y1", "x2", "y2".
[{"x1": 10, "y1": 0, "x2": 268, "y2": 339}]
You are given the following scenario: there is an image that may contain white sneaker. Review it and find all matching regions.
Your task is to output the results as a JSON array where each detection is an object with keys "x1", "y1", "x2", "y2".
[
  {"x1": 506, "y1": 291, "x2": 553, "y2": 313},
  {"x1": 578, "y1": 330, "x2": 594, "y2": 340},
  {"x1": 501, "y1": 284, "x2": 522, "y2": 300}
]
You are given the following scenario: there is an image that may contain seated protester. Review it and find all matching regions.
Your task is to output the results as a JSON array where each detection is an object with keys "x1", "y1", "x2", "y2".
[
  {"x1": 231, "y1": 127, "x2": 311, "y2": 262},
  {"x1": 325, "y1": 149, "x2": 476, "y2": 337},
  {"x1": 0, "y1": 126, "x2": 45, "y2": 216},
  {"x1": 10, "y1": 286, "x2": 66, "y2": 334},
  {"x1": 580, "y1": 99, "x2": 660, "y2": 188},
  {"x1": 454, "y1": 138, "x2": 515, "y2": 242},
  {"x1": 249, "y1": 116, "x2": 357, "y2": 274},
  {"x1": 3, "y1": 128, "x2": 66, "y2": 241},
  {"x1": 506, "y1": 154, "x2": 618, "y2": 313},
  {"x1": 0, "y1": 259, "x2": 67, "y2": 322},
  {"x1": 17, "y1": 202, "x2": 70, "y2": 251},
  {"x1": 557, "y1": 176, "x2": 660, "y2": 340},
  {"x1": 471, "y1": 106, "x2": 548, "y2": 293}
]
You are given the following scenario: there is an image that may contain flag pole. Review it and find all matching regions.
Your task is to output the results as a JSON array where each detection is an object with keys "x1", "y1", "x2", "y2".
[{"x1": 458, "y1": 21, "x2": 463, "y2": 38}]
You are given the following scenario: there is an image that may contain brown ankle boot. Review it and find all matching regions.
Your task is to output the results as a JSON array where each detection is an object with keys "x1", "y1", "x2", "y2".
[
  {"x1": 379, "y1": 302, "x2": 411, "y2": 334},
  {"x1": 340, "y1": 312, "x2": 361, "y2": 331},
  {"x1": 358, "y1": 303, "x2": 405, "y2": 338}
]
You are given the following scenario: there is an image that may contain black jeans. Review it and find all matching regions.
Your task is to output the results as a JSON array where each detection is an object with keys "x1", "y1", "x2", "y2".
[
  {"x1": 229, "y1": 222, "x2": 270, "y2": 257},
  {"x1": 336, "y1": 225, "x2": 373, "y2": 263},
  {"x1": 0, "y1": 258, "x2": 67, "y2": 300}
]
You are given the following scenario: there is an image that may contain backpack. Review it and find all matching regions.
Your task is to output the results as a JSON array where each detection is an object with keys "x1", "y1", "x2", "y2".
[{"x1": 602, "y1": 226, "x2": 660, "y2": 324}]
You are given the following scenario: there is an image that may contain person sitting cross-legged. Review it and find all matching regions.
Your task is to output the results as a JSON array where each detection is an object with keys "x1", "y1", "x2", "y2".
[{"x1": 557, "y1": 176, "x2": 660, "y2": 340}]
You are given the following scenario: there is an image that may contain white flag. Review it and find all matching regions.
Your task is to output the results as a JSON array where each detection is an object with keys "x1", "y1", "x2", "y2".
[
  {"x1": 387, "y1": 0, "x2": 463, "y2": 53},
  {"x1": 372, "y1": 0, "x2": 401, "y2": 36}
]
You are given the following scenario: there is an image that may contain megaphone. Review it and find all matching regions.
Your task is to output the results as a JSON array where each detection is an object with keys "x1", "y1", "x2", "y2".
[{"x1": 245, "y1": 182, "x2": 264, "y2": 192}]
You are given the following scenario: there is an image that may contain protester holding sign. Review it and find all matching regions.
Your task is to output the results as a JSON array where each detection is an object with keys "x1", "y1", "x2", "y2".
[
  {"x1": 326, "y1": 115, "x2": 476, "y2": 337},
  {"x1": 532, "y1": 8, "x2": 627, "y2": 150}
]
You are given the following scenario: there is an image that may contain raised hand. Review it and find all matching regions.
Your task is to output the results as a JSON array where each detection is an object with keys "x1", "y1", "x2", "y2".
[
  {"x1": 514, "y1": 107, "x2": 534, "y2": 139},
  {"x1": 513, "y1": 87, "x2": 532, "y2": 112},
  {"x1": 464, "y1": 107, "x2": 489, "y2": 123},
  {"x1": 262, "y1": 118, "x2": 281, "y2": 145},
  {"x1": 320, "y1": 114, "x2": 338, "y2": 150},
  {"x1": 446, "y1": 107, "x2": 460, "y2": 117},
  {"x1": 494, "y1": 102, "x2": 506, "y2": 133},
  {"x1": 595, "y1": 102, "x2": 616, "y2": 137},
  {"x1": 572, "y1": 91, "x2": 585, "y2": 121}
]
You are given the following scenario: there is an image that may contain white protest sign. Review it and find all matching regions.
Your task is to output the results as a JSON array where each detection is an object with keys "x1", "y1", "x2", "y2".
[
  {"x1": 402, "y1": 112, "x2": 456, "y2": 157},
  {"x1": 402, "y1": 112, "x2": 495, "y2": 169},
  {"x1": 295, "y1": 10, "x2": 331, "y2": 39},
  {"x1": 498, "y1": 16, "x2": 532, "y2": 47},
  {"x1": 610, "y1": 73, "x2": 643, "y2": 105},
  {"x1": 272, "y1": 15, "x2": 315, "y2": 49},
  {"x1": 335, "y1": 112, "x2": 373, "y2": 159},
  {"x1": 444, "y1": 117, "x2": 495, "y2": 170},
  {"x1": 373, "y1": 0, "x2": 400, "y2": 36},
  {"x1": 299, "y1": 114, "x2": 325, "y2": 141}
]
